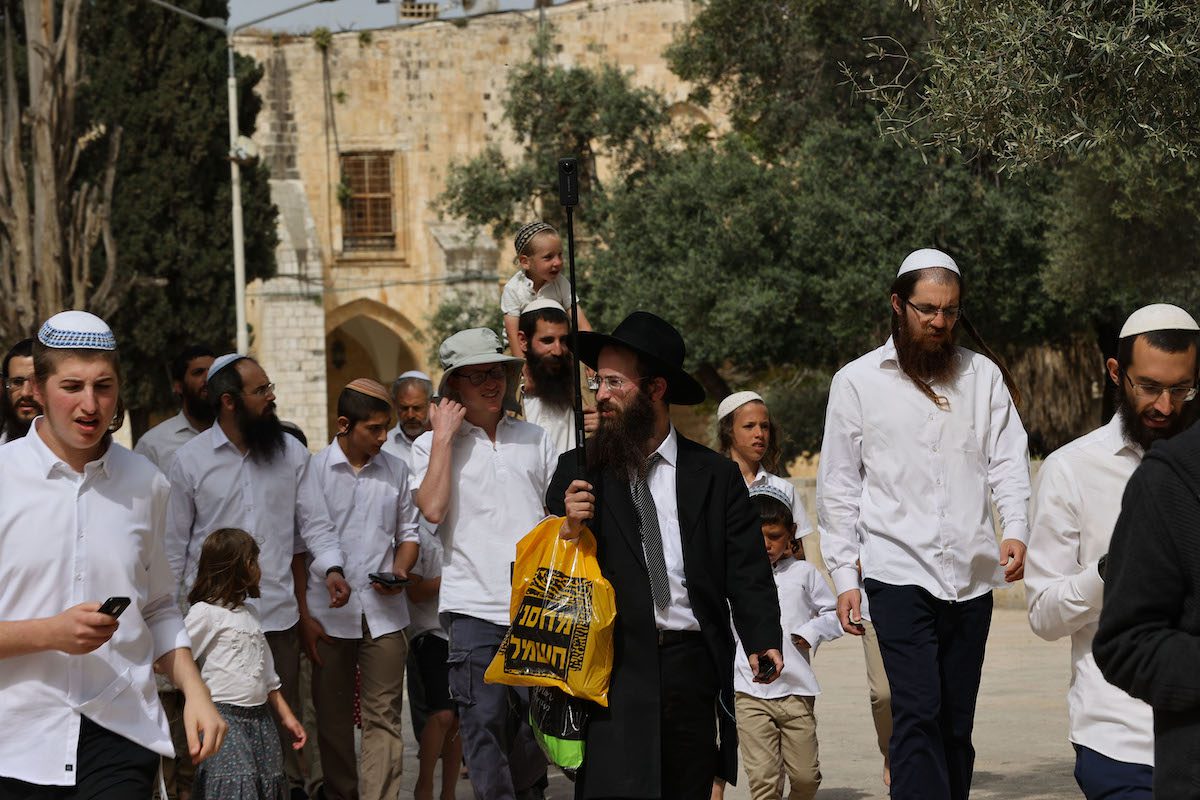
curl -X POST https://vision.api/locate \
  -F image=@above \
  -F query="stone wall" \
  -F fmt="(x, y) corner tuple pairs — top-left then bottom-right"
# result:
(235, 0), (700, 383)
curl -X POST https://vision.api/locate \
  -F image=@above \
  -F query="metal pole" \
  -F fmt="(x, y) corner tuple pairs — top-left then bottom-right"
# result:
(226, 40), (249, 354)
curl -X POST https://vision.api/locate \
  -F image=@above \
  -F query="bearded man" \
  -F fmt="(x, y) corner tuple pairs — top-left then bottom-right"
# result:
(0, 338), (42, 445)
(548, 311), (782, 800)
(165, 354), (351, 797)
(134, 345), (216, 474)
(1027, 304), (1199, 798)
(817, 249), (1032, 800)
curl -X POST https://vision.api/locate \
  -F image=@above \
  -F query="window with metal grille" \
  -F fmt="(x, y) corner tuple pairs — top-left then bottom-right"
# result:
(341, 152), (395, 251)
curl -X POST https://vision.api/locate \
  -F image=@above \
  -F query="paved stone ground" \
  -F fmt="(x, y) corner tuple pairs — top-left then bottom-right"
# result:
(392, 608), (1078, 799)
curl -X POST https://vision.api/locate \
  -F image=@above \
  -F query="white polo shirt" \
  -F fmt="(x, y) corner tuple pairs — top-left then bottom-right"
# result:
(412, 415), (557, 626)
(165, 424), (344, 632)
(1025, 414), (1154, 766)
(0, 421), (190, 786)
(818, 338), (1031, 601)
(306, 440), (420, 639)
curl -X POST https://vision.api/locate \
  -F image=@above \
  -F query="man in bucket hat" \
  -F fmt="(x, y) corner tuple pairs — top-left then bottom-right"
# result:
(413, 328), (557, 800)
(548, 311), (783, 800)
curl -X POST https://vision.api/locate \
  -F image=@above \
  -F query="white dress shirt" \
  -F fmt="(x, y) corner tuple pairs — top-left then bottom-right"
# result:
(818, 338), (1031, 601)
(134, 411), (203, 474)
(185, 602), (281, 707)
(407, 528), (447, 641)
(522, 393), (576, 456)
(748, 467), (813, 537)
(412, 415), (558, 626)
(733, 557), (842, 699)
(165, 424), (345, 632)
(1025, 414), (1153, 766)
(0, 422), (191, 786)
(641, 426), (701, 631)
(306, 441), (420, 639)
(381, 424), (418, 465)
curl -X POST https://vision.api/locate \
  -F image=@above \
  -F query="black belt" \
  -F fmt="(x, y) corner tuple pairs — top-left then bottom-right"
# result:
(657, 629), (704, 646)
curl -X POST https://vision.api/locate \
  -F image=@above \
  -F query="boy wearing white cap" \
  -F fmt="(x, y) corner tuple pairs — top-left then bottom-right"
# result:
(1026, 303), (1199, 797)
(413, 328), (556, 800)
(0, 311), (226, 798)
(818, 249), (1031, 800)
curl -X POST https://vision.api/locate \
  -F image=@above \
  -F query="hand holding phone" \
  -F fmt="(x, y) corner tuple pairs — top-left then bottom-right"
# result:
(368, 572), (410, 588)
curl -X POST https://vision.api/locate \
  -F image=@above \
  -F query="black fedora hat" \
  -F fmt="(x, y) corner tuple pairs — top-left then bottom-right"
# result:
(576, 311), (706, 406)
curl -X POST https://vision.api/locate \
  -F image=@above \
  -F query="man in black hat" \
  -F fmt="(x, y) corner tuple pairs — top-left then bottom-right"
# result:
(547, 311), (782, 800)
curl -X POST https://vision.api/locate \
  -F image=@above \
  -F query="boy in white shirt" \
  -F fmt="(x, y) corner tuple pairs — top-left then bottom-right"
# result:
(501, 221), (591, 356)
(0, 311), (226, 798)
(303, 379), (420, 800)
(735, 485), (843, 800)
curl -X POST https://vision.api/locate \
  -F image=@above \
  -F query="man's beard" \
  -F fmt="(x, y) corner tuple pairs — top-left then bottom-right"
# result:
(183, 388), (215, 426)
(894, 314), (958, 387)
(526, 349), (574, 411)
(587, 389), (658, 475)
(2, 410), (32, 438)
(1116, 389), (1192, 451)
(234, 397), (286, 461)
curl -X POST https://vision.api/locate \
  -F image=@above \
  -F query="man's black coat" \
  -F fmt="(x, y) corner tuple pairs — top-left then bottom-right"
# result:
(546, 434), (781, 799)
(1094, 420), (1200, 798)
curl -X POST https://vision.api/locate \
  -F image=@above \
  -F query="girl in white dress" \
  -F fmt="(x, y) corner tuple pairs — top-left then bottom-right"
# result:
(186, 528), (307, 800)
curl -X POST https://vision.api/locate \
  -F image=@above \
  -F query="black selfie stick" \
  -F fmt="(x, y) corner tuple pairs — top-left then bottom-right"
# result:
(557, 156), (586, 471)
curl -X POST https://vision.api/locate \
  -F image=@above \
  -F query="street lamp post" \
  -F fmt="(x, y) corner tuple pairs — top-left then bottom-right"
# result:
(147, 0), (336, 354)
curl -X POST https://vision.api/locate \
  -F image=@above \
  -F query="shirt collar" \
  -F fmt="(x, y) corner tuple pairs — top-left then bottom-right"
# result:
(173, 411), (201, 436)
(652, 425), (678, 468)
(26, 417), (111, 479)
(389, 424), (419, 446)
(459, 413), (515, 439)
(209, 421), (244, 455)
(1103, 413), (1143, 458)
(750, 465), (770, 485)
(328, 437), (379, 473)
(876, 335), (971, 376)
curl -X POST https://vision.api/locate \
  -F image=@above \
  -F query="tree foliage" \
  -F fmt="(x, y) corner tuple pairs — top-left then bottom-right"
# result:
(79, 0), (278, 421)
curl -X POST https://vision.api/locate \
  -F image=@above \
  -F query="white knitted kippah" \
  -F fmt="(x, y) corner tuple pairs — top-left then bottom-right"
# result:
(897, 248), (960, 278)
(37, 311), (116, 351)
(1119, 303), (1200, 338)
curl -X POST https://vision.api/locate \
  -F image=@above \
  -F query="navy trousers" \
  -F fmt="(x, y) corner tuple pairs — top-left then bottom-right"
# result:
(865, 579), (992, 800)
(1073, 744), (1153, 799)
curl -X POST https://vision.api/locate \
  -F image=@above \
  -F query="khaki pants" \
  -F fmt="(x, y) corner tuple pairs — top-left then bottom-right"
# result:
(265, 625), (305, 793)
(862, 620), (893, 760)
(157, 690), (195, 800)
(734, 693), (820, 800)
(312, 618), (408, 800)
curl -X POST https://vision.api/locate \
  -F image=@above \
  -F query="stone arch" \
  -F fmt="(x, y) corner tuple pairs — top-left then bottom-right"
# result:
(325, 299), (424, 434)
(667, 100), (714, 134)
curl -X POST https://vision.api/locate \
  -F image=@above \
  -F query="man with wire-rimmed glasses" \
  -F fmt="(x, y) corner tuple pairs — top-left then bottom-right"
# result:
(0, 338), (40, 445)
(164, 354), (350, 798)
(1028, 303), (1199, 799)
(817, 248), (1032, 800)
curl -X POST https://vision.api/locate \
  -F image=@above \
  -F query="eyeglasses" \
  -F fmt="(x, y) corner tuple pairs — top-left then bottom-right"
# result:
(3, 376), (30, 391)
(1125, 374), (1197, 402)
(905, 300), (963, 321)
(587, 374), (650, 393)
(244, 382), (275, 398)
(456, 366), (506, 386)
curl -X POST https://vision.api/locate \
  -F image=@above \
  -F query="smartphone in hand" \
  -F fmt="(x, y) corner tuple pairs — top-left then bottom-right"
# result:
(754, 656), (777, 683)
(368, 572), (410, 588)
(98, 596), (131, 619)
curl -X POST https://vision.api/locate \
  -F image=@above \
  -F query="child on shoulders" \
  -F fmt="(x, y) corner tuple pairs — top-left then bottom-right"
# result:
(501, 220), (591, 356)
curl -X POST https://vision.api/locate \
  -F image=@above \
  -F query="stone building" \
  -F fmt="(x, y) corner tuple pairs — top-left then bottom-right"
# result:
(237, 0), (702, 444)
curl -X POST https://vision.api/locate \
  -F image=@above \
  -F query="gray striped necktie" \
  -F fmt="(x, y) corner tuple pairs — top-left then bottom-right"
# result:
(632, 452), (671, 610)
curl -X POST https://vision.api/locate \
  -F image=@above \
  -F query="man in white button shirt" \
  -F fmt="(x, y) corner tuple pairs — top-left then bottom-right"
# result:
(517, 298), (591, 455)
(1026, 303), (1199, 798)
(0, 311), (226, 799)
(166, 353), (350, 797)
(134, 345), (215, 474)
(382, 369), (432, 465)
(413, 328), (556, 800)
(818, 249), (1031, 800)
(304, 379), (420, 800)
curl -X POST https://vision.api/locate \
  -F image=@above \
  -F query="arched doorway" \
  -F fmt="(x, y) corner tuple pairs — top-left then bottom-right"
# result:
(325, 299), (424, 438)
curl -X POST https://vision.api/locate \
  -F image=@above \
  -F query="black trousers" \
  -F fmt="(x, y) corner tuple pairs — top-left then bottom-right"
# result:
(0, 715), (159, 800)
(865, 579), (992, 800)
(659, 633), (719, 800)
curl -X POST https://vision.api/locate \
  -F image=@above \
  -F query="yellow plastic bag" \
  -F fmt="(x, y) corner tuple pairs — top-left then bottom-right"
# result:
(484, 516), (617, 707)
